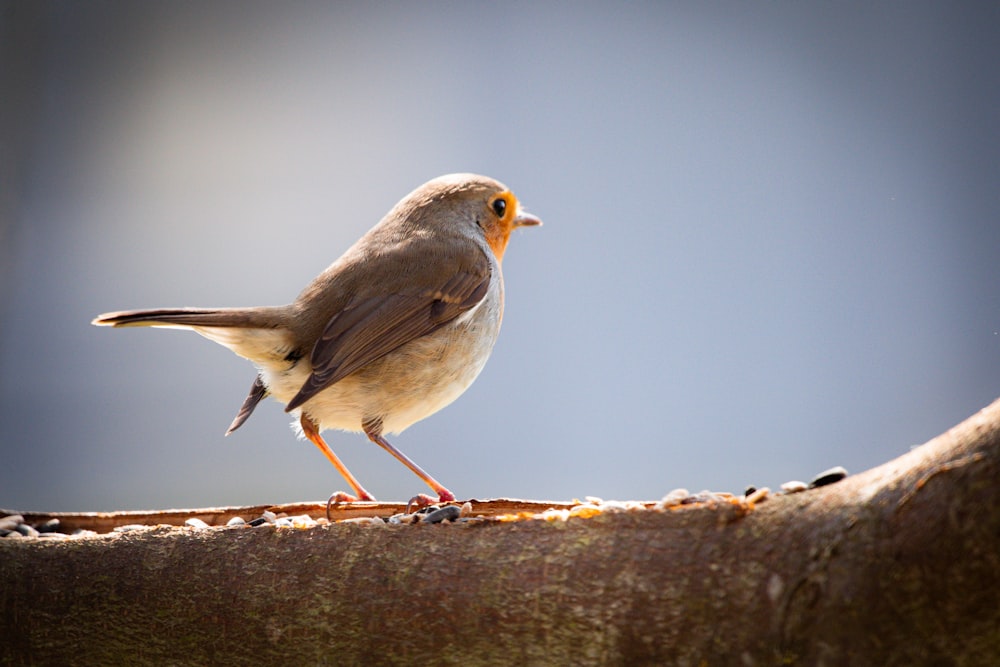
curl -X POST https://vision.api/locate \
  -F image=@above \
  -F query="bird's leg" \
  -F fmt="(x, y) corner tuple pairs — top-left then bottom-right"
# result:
(300, 414), (375, 502)
(362, 418), (456, 510)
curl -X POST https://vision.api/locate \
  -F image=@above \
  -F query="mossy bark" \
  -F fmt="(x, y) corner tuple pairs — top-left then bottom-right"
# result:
(3, 398), (1000, 666)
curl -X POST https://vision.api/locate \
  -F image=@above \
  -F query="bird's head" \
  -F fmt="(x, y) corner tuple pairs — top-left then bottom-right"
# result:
(398, 173), (542, 261)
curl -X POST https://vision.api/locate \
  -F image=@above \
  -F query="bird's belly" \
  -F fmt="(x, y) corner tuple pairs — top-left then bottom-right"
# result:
(261, 297), (502, 435)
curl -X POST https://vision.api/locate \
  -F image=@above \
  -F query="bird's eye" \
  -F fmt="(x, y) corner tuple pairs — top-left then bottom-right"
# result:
(492, 198), (506, 218)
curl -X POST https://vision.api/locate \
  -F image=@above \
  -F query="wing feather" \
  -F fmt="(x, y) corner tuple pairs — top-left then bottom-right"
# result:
(284, 262), (490, 412)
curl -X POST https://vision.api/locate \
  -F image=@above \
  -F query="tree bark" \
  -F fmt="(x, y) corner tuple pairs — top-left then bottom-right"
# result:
(3, 398), (1000, 666)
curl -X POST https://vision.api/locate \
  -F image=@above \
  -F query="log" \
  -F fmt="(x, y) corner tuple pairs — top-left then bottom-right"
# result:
(3, 398), (1000, 665)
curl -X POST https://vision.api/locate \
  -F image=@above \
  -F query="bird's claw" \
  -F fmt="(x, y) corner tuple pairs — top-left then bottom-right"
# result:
(405, 491), (454, 514)
(325, 490), (376, 521)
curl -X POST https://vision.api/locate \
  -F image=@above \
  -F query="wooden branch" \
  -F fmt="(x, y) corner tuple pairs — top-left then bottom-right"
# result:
(3, 398), (1000, 665)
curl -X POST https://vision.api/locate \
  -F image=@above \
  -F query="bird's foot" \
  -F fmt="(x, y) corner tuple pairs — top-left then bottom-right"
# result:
(325, 489), (376, 521)
(405, 489), (456, 514)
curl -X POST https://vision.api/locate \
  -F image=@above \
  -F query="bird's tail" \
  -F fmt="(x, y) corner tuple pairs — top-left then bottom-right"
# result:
(92, 307), (284, 329)
(92, 306), (295, 365)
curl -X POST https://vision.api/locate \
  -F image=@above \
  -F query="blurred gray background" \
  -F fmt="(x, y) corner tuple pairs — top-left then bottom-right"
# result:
(2, 2), (998, 511)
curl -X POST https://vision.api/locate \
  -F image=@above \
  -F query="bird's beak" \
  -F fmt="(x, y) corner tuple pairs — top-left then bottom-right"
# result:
(513, 211), (542, 228)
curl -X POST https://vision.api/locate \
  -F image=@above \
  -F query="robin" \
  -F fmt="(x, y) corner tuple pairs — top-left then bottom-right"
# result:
(93, 173), (541, 507)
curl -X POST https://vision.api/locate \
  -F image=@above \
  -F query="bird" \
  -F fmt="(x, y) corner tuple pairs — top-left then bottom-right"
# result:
(93, 173), (541, 507)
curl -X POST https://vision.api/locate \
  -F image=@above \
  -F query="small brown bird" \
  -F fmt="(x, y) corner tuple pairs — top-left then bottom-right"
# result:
(93, 173), (540, 505)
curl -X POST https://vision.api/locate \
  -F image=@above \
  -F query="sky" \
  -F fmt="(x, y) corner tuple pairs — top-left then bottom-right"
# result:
(2, 2), (998, 511)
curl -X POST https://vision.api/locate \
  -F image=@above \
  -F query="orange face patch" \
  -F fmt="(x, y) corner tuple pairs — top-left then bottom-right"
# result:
(483, 191), (518, 261)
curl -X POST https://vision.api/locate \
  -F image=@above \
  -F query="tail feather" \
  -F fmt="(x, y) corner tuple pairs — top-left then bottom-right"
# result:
(93, 306), (296, 364)
(92, 307), (283, 329)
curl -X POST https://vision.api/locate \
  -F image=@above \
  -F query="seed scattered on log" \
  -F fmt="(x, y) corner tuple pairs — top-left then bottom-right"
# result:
(810, 466), (848, 488)
(780, 481), (808, 494)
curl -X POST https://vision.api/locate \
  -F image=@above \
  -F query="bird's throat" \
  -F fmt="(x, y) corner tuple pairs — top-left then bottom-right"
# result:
(483, 223), (511, 261)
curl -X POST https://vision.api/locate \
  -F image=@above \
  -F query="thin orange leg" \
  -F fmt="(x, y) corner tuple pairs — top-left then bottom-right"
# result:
(362, 421), (455, 506)
(300, 415), (375, 501)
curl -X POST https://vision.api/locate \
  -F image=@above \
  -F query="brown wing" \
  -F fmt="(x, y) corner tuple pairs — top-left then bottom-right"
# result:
(226, 375), (268, 435)
(284, 265), (491, 412)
